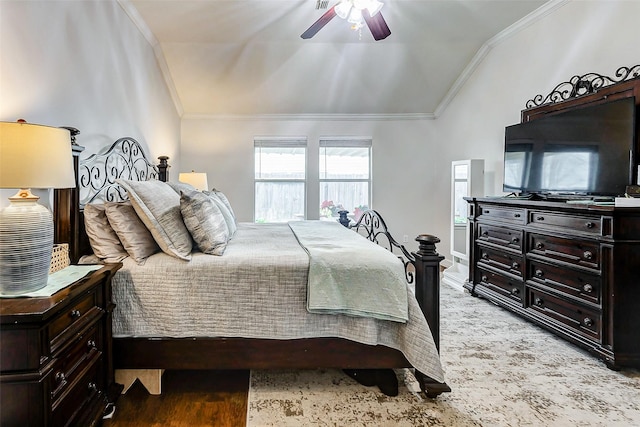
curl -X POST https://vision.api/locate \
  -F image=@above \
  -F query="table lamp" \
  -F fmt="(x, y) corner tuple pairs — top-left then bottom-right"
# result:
(0, 121), (75, 295)
(179, 171), (209, 191)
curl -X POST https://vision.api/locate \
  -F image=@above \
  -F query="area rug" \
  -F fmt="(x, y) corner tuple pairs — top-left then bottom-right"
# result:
(247, 284), (640, 426)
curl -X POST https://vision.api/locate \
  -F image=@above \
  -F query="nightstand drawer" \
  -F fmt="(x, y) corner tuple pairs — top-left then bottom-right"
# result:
(527, 288), (601, 342)
(51, 351), (103, 427)
(51, 324), (102, 402)
(48, 288), (104, 355)
(528, 233), (600, 271)
(528, 260), (601, 306)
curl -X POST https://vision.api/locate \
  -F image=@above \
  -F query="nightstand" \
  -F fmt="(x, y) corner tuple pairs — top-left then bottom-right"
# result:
(0, 264), (122, 427)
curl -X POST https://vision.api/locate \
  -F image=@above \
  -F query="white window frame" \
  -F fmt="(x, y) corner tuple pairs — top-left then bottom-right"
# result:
(319, 137), (372, 218)
(254, 137), (307, 222)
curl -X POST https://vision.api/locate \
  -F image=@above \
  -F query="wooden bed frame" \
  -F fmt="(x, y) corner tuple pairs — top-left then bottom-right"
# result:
(54, 137), (451, 398)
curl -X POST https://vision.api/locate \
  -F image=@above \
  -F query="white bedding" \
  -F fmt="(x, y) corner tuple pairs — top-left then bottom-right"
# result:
(108, 222), (445, 382)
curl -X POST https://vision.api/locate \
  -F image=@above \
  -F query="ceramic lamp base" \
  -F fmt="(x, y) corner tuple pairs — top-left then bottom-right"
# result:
(0, 194), (53, 295)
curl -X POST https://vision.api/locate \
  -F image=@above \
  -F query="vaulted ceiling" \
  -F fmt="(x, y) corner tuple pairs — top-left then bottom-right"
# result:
(122, 0), (551, 117)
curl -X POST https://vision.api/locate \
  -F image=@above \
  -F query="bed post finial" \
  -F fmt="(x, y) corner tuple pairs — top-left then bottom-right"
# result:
(338, 210), (350, 228)
(412, 234), (444, 351)
(157, 156), (169, 182)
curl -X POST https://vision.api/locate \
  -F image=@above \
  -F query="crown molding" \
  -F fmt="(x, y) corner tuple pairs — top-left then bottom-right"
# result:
(116, 0), (184, 117)
(182, 113), (436, 121)
(433, 0), (569, 118)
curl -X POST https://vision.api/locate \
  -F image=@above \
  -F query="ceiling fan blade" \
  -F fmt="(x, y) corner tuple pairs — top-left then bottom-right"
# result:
(301, 6), (337, 39)
(363, 11), (391, 41)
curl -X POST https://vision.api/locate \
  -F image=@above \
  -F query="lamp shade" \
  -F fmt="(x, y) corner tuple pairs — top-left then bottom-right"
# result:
(0, 121), (75, 189)
(179, 171), (209, 191)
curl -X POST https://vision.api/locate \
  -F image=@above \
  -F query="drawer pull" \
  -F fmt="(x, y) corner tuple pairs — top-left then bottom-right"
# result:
(482, 252), (489, 260)
(535, 242), (544, 250)
(511, 287), (520, 295)
(536, 216), (545, 221)
(585, 222), (595, 229)
(514, 213), (521, 218)
(512, 262), (520, 269)
(535, 269), (544, 278)
(484, 210), (490, 214)
(55, 371), (67, 385)
(583, 317), (594, 327)
(88, 382), (98, 392)
(482, 231), (489, 236)
(534, 297), (544, 306)
(70, 309), (82, 319)
(87, 339), (97, 350)
(481, 275), (488, 283)
(583, 284), (593, 293)
(583, 251), (593, 260)
(511, 237), (520, 244)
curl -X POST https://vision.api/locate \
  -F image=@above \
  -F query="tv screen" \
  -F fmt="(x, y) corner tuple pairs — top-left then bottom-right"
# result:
(503, 97), (636, 197)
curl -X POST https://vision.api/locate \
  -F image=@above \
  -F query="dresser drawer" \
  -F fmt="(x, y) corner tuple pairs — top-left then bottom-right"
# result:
(51, 350), (103, 427)
(48, 289), (104, 355)
(476, 267), (524, 304)
(529, 211), (602, 235)
(478, 224), (523, 252)
(528, 260), (601, 306)
(528, 233), (600, 271)
(527, 288), (601, 342)
(51, 324), (102, 403)
(478, 204), (526, 224)
(478, 247), (524, 277)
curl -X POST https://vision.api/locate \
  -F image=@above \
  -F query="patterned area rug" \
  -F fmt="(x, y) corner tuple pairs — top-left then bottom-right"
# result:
(247, 284), (640, 426)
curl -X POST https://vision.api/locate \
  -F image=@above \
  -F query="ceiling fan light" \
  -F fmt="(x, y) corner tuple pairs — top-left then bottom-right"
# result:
(335, 1), (352, 19)
(347, 7), (363, 24)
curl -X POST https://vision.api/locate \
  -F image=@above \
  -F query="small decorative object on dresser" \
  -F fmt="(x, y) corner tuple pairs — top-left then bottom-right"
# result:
(0, 264), (122, 427)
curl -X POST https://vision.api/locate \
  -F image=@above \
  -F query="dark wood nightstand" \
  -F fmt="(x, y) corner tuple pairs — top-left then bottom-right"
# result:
(0, 264), (122, 427)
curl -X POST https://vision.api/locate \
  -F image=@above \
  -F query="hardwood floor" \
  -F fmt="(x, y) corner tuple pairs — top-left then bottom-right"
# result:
(103, 370), (250, 427)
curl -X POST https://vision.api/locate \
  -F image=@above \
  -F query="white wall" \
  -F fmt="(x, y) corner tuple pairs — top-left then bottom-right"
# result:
(181, 117), (441, 246)
(0, 0), (180, 208)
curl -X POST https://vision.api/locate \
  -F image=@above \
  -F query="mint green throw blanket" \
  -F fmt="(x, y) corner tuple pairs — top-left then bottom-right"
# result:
(289, 221), (409, 323)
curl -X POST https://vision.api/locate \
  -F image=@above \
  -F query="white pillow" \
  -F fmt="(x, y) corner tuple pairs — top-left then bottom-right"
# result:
(180, 190), (229, 255)
(117, 179), (193, 261)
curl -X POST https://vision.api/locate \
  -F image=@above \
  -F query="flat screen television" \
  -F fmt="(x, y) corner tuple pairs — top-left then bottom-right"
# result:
(503, 97), (637, 198)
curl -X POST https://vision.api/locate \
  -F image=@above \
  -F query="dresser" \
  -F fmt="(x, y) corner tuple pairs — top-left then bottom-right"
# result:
(0, 264), (122, 427)
(465, 198), (640, 369)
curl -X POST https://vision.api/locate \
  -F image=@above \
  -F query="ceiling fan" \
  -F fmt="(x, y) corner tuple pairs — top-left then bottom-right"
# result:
(301, 0), (391, 41)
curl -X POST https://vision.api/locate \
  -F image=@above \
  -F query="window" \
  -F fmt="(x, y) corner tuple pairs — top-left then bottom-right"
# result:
(319, 138), (371, 221)
(254, 138), (306, 222)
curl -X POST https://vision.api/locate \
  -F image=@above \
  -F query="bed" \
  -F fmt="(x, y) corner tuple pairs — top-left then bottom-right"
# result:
(54, 137), (451, 398)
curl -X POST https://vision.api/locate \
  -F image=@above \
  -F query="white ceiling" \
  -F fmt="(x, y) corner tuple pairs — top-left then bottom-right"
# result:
(123, 0), (551, 117)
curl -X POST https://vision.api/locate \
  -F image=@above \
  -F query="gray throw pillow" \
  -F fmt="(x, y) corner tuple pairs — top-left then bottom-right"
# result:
(204, 190), (237, 236)
(83, 203), (128, 263)
(180, 190), (230, 255)
(105, 201), (160, 264)
(117, 179), (193, 261)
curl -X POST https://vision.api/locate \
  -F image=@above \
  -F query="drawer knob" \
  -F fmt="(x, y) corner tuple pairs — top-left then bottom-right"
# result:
(88, 382), (98, 392)
(70, 309), (81, 319)
(583, 251), (593, 260)
(536, 216), (545, 221)
(583, 283), (593, 293)
(481, 275), (488, 283)
(87, 339), (97, 350)
(512, 262), (520, 269)
(482, 252), (489, 260)
(55, 371), (67, 384)
(534, 297), (544, 306)
(482, 231), (489, 236)
(514, 213), (521, 218)
(585, 222), (595, 229)
(535, 269), (544, 278)
(511, 287), (520, 295)
(583, 317), (594, 327)
(511, 237), (520, 244)
(535, 242), (544, 250)
(484, 210), (490, 214)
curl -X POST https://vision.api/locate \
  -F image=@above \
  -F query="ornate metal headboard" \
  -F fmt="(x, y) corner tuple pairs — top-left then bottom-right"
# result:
(79, 137), (168, 207)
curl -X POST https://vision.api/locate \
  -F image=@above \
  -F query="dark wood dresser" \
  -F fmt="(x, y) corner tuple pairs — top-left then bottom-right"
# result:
(465, 198), (640, 369)
(0, 264), (121, 427)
